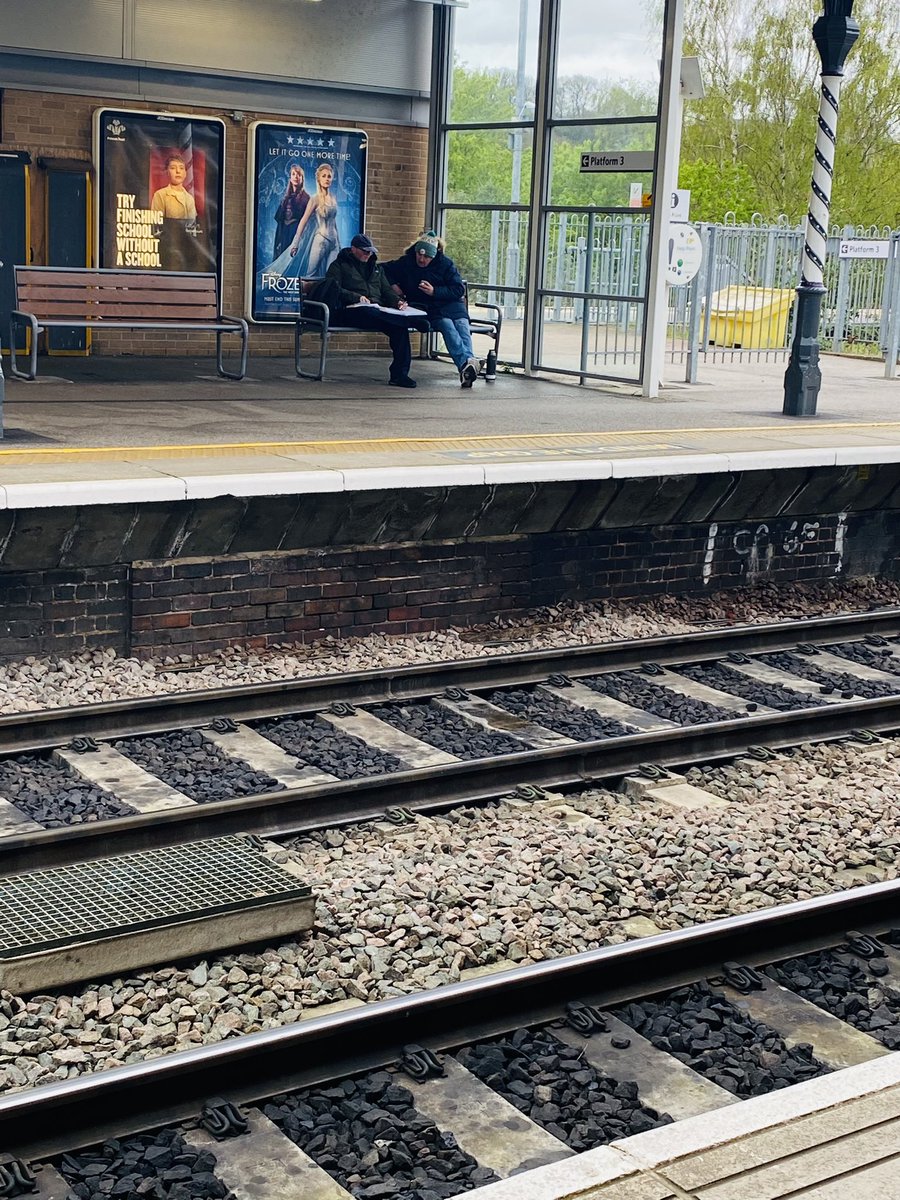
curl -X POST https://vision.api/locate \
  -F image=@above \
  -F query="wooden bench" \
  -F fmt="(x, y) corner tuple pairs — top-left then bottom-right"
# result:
(294, 279), (502, 382)
(9, 266), (249, 381)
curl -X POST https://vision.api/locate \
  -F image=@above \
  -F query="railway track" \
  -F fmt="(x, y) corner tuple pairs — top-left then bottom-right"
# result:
(2, 882), (900, 1197)
(2, 611), (900, 876)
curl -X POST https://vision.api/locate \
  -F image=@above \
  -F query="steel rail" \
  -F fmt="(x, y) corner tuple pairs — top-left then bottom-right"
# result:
(3, 878), (900, 1161)
(1, 609), (898, 755)
(2, 692), (900, 877)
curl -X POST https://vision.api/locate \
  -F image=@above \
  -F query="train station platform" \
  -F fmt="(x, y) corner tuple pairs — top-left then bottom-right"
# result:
(0, 352), (899, 503)
(0, 351), (898, 663)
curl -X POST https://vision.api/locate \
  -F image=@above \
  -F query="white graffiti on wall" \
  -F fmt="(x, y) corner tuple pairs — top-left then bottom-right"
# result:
(703, 519), (829, 586)
(732, 521), (820, 582)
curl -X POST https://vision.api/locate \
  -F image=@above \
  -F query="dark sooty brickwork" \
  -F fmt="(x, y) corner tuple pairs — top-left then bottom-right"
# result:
(0, 463), (898, 659)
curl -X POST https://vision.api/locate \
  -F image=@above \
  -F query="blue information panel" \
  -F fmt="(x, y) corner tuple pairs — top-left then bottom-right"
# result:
(246, 121), (367, 323)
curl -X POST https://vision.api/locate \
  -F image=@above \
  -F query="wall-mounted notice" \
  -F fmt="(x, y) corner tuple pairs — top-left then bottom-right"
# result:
(247, 121), (368, 322)
(93, 108), (225, 277)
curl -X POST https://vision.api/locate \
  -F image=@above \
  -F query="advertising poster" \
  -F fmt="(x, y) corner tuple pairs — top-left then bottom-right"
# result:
(247, 121), (367, 322)
(93, 108), (225, 278)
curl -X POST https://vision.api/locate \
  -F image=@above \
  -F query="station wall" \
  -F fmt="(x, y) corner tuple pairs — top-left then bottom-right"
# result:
(0, 466), (898, 660)
(0, 88), (429, 358)
(0, 0), (433, 358)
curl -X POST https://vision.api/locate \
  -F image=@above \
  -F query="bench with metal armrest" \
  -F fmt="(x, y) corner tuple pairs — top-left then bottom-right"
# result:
(9, 265), (249, 381)
(294, 278), (502, 382)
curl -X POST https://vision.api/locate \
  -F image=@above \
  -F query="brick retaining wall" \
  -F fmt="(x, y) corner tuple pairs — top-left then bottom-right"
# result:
(0, 511), (891, 660)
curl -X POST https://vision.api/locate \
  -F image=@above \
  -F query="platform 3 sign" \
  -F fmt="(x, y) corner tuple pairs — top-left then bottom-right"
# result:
(580, 151), (654, 172)
(92, 109), (225, 279)
(247, 122), (368, 323)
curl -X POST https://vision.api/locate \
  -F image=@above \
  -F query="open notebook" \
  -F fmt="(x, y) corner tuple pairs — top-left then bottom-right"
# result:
(345, 303), (429, 317)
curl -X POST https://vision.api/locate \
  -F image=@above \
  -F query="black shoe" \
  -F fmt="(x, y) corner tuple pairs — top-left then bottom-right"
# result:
(389, 376), (417, 388)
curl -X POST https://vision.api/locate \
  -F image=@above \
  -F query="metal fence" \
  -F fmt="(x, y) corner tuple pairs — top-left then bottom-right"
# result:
(481, 212), (900, 379)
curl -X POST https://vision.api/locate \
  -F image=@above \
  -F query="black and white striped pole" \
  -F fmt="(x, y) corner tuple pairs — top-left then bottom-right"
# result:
(783, 0), (859, 417)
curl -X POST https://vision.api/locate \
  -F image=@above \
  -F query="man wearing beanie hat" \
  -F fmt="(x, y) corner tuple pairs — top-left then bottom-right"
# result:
(323, 232), (429, 387)
(383, 230), (481, 388)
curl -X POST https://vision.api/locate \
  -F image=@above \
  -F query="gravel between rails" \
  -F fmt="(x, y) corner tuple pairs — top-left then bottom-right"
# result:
(3, 578), (900, 715)
(2, 734), (900, 1096)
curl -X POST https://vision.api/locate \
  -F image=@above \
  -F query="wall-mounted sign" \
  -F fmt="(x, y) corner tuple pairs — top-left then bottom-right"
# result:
(93, 109), (225, 278)
(665, 222), (703, 286)
(839, 239), (889, 259)
(670, 189), (691, 222)
(579, 151), (655, 173)
(246, 121), (368, 323)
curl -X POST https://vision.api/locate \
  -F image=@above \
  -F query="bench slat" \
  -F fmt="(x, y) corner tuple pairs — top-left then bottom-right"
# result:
(18, 283), (216, 303)
(19, 301), (220, 320)
(15, 269), (215, 292)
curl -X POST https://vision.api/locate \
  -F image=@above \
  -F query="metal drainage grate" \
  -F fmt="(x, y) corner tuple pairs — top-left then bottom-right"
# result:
(0, 835), (310, 959)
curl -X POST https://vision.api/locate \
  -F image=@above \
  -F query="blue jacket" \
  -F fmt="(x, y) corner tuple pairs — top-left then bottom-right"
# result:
(383, 248), (469, 322)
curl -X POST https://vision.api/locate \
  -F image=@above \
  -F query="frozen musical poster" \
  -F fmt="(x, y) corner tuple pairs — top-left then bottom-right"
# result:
(93, 108), (225, 278)
(247, 121), (367, 322)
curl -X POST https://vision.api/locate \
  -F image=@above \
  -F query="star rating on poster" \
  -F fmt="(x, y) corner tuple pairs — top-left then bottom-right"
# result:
(282, 135), (331, 148)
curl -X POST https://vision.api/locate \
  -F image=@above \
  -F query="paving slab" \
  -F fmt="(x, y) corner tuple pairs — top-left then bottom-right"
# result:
(435, 695), (576, 748)
(319, 709), (459, 766)
(553, 1014), (737, 1122)
(400, 1056), (571, 1178)
(186, 1110), (352, 1200)
(203, 724), (339, 788)
(53, 744), (194, 813)
(540, 681), (677, 732)
(0, 798), (44, 837)
(720, 976), (889, 1069)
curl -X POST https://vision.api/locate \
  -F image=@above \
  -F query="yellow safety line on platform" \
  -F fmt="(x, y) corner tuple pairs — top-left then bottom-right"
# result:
(3, 422), (900, 464)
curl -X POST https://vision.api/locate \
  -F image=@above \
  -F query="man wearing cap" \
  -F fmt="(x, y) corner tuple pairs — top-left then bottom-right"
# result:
(383, 230), (480, 388)
(324, 233), (428, 388)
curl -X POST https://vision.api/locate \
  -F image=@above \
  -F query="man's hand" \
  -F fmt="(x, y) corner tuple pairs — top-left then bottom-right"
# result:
(358, 295), (372, 304)
(397, 300), (408, 310)
(418, 280), (434, 296)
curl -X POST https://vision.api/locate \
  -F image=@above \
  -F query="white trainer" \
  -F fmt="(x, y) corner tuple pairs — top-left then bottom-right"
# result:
(460, 358), (479, 388)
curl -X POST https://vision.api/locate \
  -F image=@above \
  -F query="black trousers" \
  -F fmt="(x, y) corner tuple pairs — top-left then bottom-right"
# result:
(336, 306), (429, 379)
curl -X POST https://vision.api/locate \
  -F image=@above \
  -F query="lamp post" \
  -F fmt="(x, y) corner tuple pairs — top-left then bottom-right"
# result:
(783, 0), (859, 417)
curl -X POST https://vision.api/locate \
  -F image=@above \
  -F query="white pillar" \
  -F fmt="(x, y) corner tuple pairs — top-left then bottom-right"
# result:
(641, 0), (685, 398)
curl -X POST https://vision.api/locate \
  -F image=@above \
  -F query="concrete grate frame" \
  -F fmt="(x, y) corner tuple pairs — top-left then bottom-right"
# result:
(0, 834), (312, 959)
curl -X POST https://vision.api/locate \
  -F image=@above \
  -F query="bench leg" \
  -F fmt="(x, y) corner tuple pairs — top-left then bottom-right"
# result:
(8, 314), (39, 381)
(216, 321), (249, 380)
(295, 322), (327, 380)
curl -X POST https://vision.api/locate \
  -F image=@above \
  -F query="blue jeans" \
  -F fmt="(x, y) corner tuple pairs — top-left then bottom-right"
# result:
(433, 316), (475, 371)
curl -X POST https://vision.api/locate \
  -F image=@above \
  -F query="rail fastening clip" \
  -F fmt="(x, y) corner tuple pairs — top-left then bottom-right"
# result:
(401, 1044), (446, 1081)
(199, 1097), (250, 1140)
(564, 1000), (608, 1036)
(0, 1160), (36, 1198)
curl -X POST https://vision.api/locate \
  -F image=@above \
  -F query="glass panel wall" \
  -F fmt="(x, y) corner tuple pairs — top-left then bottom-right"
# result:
(437, 0), (669, 383)
(554, 0), (663, 120)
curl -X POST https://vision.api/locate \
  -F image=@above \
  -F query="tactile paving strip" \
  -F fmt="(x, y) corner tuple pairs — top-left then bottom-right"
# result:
(0, 835), (310, 958)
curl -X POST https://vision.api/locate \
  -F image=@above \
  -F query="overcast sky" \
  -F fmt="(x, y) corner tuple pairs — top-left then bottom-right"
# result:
(453, 0), (663, 88)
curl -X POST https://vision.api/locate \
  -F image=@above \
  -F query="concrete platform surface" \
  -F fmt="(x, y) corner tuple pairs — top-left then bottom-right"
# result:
(1, 353), (899, 502)
(469, 1051), (900, 1199)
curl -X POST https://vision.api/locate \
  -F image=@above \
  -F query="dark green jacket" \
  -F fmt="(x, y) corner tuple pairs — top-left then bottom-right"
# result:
(325, 248), (399, 309)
